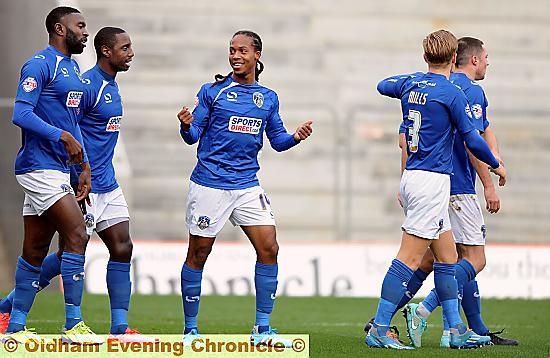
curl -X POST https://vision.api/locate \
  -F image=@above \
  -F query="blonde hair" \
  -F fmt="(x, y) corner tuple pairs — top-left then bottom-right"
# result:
(423, 30), (458, 66)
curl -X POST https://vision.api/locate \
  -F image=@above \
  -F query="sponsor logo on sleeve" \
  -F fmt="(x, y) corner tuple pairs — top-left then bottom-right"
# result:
(104, 93), (112, 104)
(228, 116), (262, 134)
(465, 104), (472, 118)
(106, 116), (122, 132)
(472, 104), (483, 119)
(22, 77), (37, 92)
(66, 91), (83, 107)
(61, 68), (69, 77)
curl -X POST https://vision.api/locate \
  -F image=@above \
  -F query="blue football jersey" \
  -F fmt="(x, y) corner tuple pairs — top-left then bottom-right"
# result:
(449, 72), (490, 194)
(76, 65), (123, 193)
(14, 45), (86, 175)
(379, 72), (477, 174)
(181, 76), (298, 190)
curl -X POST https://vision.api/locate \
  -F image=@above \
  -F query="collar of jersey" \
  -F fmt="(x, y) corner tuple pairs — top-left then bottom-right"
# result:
(46, 45), (71, 59)
(94, 64), (115, 81)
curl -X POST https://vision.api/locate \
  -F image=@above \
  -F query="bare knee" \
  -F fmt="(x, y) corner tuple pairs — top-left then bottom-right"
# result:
(257, 240), (279, 264)
(62, 226), (89, 254)
(187, 244), (213, 269)
(108, 237), (133, 262)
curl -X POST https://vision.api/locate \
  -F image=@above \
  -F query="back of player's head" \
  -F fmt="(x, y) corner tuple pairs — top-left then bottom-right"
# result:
(456, 37), (484, 68)
(94, 27), (127, 58)
(423, 30), (458, 66)
(45, 6), (81, 36)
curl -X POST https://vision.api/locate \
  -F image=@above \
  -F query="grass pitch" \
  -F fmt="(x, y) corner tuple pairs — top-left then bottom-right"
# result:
(3, 292), (548, 357)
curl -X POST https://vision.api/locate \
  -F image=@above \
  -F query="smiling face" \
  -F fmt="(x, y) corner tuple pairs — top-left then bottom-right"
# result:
(62, 13), (88, 54)
(229, 34), (261, 83)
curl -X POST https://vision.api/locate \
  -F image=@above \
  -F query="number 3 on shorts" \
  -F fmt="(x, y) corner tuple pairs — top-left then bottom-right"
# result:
(408, 110), (421, 153)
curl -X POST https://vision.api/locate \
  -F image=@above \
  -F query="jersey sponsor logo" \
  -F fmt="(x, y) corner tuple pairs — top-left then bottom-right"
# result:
(472, 104), (483, 119)
(66, 91), (83, 107)
(22, 77), (38, 92)
(106, 116), (122, 132)
(465, 104), (472, 118)
(104, 93), (113, 104)
(228, 116), (262, 134)
(413, 80), (436, 88)
(197, 216), (210, 230)
(253, 92), (264, 108)
(226, 91), (238, 102)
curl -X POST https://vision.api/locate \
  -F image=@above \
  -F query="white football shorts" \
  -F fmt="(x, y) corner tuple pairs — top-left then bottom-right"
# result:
(17, 170), (74, 216)
(84, 187), (130, 235)
(449, 194), (486, 246)
(400, 169), (451, 240)
(186, 181), (276, 237)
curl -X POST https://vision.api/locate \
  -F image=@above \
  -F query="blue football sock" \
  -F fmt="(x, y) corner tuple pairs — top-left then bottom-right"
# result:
(455, 259), (475, 319)
(38, 252), (62, 290)
(395, 268), (429, 314)
(181, 264), (202, 334)
(374, 259), (414, 335)
(255, 262), (278, 332)
(6, 257), (41, 333)
(61, 252), (85, 330)
(442, 308), (450, 332)
(0, 290), (15, 314)
(107, 261), (131, 334)
(433, 262), (464, 332)
(462, 279), (489, 335)
(422, 288), (440, 313)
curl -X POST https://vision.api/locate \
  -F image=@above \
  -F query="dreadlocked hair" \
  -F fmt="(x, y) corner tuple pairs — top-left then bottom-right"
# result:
(212, 30), (264, 86)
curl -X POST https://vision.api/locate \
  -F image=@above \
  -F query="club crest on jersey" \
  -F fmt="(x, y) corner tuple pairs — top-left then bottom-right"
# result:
(22, 77), (37, 92)
(197, 216), (210, 230)
(472, 104), (483, 119)
(106, 116), (122, 132)
(66, 91), (83, 107)
(228, 116), (262, 134)
(252, 92), (264, 108)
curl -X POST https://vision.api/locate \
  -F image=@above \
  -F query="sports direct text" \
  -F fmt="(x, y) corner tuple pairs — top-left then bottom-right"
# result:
(228, 116), (262, 134)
